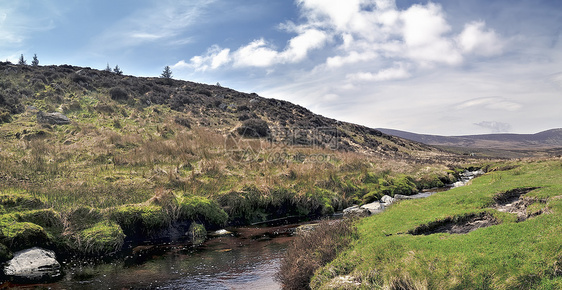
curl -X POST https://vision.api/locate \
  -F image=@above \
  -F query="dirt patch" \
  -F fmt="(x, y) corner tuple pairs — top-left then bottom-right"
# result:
(408, 212), (498, 235)
(492, 187), (544, 222)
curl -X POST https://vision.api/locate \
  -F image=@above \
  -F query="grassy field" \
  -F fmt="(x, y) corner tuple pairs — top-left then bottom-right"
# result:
(311, 159), (562, 289)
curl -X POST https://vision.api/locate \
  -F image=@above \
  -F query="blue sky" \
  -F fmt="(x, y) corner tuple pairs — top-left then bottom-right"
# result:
(1, 0), (561, 135)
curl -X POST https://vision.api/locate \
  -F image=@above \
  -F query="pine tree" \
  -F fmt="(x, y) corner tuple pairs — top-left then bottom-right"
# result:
(104, 63), (112, 72)
(18, 54), (26, 65)
(31, 54), (39, 66)
(113, 65), (123, 75)
(160, 66), (173, 79)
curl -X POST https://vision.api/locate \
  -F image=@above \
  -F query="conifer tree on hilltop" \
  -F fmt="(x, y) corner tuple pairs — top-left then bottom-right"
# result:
(18, 54), (26, 65)
(31, 54), (39, 66)
(113, 65), (123, 75)
(161, 65), (173, 79)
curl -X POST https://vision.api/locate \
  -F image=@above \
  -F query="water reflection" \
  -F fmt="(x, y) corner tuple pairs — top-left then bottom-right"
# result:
(21, 223), (304, 289)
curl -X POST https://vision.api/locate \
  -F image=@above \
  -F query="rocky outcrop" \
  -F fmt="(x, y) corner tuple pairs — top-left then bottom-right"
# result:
(36, 111), (70, 125)
(3, 247), (62, 281)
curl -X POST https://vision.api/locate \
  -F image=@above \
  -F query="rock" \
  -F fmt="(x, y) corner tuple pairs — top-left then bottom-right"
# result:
(343, 202), (384, 217)
(209, 229), (233, 237)
(3, 247), (62, 281)
(361, 201), (384, 215)
(394, 194), (415, 200)
(295, 223), (319, 235)
(381, 195), (394, 205)
(36, 112), (70, 125)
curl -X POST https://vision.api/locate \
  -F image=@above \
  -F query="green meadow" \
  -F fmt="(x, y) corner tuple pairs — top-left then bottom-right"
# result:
(311, 159), (562, 289)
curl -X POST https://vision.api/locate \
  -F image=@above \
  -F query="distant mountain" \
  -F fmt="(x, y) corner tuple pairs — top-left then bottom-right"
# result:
(377, 128), (562, 150)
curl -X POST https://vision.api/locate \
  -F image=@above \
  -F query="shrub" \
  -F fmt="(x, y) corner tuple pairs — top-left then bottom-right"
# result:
(276, 218), (357, 290)
(238, 118), (269, 138)
(109, 87), (129, 101)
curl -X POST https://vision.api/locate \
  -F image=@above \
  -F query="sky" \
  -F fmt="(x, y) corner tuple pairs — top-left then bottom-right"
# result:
(1, 0), (561, 135)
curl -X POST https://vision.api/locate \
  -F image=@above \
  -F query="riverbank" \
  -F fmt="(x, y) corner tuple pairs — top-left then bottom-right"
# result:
(311, 158), (562, 289)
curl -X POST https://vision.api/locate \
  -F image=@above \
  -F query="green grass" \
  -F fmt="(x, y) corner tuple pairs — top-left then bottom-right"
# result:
(311, 159), (562, 289)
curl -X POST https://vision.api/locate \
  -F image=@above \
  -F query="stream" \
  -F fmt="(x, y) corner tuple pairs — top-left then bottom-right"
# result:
(7, 221), (310, 289)
(4, 170), (483, 289)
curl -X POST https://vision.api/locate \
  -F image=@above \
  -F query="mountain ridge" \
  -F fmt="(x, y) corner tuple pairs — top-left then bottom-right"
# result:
(377, 128), (562, 150)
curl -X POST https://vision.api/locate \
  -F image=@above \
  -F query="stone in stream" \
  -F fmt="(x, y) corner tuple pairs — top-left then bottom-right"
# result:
(209, 229), (233, 237)
(381, 195), (394, 205)
(3, 247), (62, 281)
(343, 201), (384, 217)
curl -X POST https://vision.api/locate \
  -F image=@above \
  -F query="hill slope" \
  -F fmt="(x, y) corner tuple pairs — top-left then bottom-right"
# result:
(377, 128), (562, 149)
(0, 62), (442, 159)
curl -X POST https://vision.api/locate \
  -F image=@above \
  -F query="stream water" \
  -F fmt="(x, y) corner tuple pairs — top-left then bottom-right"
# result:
(8, 222), (309, 289)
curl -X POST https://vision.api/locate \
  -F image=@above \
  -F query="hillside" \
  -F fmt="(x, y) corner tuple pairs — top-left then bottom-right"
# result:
(378, 128), (562, 158)
(0, 62), (442, 160)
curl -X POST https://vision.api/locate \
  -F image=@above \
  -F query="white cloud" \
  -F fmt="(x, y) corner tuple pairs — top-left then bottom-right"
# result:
(233, 39), (279, 68)
(0, 3), (57, 48)
(458, 21), (503, 56)
(347, 62), (410, 82)
(279, 29), (329, 62)
(399, 3), (462, 65)
(174, 45), (231, 72)
(93, 0), (215, 49)
(474, 121), (512, 133)
(185, 28), (329, 70)
(183, 0), (505, 74)
(455, 97), (522, 112)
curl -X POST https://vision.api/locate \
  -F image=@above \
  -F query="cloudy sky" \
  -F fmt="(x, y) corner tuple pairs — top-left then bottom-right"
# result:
(1, 0), (561, 135)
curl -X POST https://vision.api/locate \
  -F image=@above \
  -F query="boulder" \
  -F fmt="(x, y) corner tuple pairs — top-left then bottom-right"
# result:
(381, 195), (394, 205)
(394, 194), (415, 200)
(36, 112), (70, 125)
(209, 229), (233, 237)
(343, 202), (384, 217)
(295, 223), (319, 235)
(3, 247), (61, 281)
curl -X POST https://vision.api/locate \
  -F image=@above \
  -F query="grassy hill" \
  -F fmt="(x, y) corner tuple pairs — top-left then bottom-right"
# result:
(0, 62), (466, 262)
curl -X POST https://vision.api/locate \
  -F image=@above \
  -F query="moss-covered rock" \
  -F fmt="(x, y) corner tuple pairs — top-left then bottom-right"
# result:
(179, 195), (228, 226)
(74, 221), (124, 255)
(13, 209), (63, 229)
(1, 221), (50, 251)
(109, 204), (170, 235)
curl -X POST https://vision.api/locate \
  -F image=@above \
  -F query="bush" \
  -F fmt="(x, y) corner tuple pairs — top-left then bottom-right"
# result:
(238, 118), (269, 137)
(109, 87), (129, 101)
(276, 218), (357, 290)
